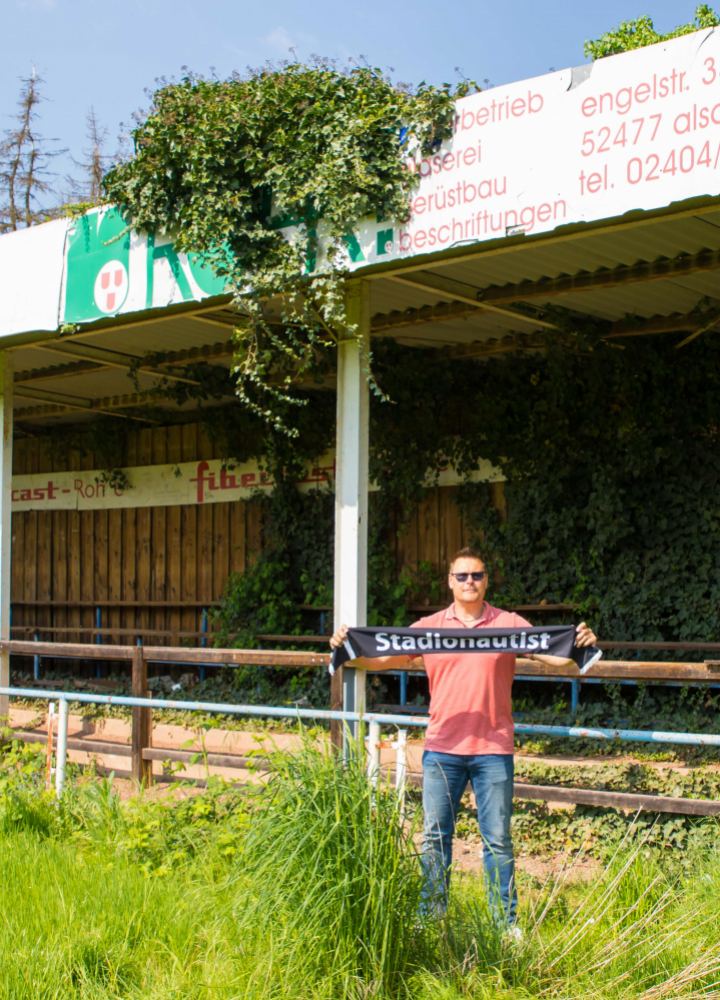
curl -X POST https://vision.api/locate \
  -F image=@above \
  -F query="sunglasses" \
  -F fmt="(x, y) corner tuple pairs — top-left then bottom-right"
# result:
(450, 571), (486, 582)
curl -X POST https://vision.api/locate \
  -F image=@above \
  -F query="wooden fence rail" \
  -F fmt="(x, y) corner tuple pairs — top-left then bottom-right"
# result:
(3, 640), (720, 817)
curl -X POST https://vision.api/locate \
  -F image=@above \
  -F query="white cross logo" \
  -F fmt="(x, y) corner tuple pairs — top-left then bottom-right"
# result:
(93, 260), (129, 314)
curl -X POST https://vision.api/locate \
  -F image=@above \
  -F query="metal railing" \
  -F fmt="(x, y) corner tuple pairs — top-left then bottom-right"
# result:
(3, 640), (720, 816)
(4, 683), (720, 814)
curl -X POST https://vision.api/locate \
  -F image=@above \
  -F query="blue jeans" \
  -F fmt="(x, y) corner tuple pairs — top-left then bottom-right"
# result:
(421, 750), (516, 924)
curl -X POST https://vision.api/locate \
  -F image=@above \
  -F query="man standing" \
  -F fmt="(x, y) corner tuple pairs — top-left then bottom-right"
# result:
(329, 546), (597, 927)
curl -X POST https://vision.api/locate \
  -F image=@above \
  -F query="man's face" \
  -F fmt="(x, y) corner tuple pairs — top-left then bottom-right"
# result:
(448, 556), (488, 604)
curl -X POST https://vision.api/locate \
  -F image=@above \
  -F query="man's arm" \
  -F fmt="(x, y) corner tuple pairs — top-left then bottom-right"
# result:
(329, 623), (411, 671)
(528, 621), (597, 667)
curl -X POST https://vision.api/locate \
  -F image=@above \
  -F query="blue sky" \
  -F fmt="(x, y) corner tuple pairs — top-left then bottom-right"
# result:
(1, 0), (711, 189)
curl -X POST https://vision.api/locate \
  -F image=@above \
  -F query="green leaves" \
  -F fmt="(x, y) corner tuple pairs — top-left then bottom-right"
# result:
(585, 5), (720, 60)
(103, 63), (470, 433)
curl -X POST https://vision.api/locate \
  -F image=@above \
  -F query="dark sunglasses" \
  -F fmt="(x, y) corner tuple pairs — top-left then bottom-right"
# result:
(450, 571), (486, 582)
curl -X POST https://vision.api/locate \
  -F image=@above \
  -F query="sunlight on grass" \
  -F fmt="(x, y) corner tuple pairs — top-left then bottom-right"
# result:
(0, 734), (719, 998)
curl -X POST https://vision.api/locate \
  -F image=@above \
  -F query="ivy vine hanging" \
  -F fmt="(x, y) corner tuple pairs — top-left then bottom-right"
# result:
(103, 61), (475, 432)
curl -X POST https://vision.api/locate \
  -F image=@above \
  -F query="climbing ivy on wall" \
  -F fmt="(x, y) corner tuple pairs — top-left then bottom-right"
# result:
(208, 326), (720, 649)
(455, 332), (720, 649)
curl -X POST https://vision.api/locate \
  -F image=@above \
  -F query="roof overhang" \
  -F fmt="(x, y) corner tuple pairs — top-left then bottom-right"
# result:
(4, 28), (720, 427)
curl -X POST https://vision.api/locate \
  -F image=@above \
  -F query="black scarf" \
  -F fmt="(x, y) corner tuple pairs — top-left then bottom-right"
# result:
(329, 624), (601, 674)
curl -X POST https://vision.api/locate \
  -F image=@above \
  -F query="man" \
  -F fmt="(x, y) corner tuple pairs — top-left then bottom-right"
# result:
(330, 545), (597, 927)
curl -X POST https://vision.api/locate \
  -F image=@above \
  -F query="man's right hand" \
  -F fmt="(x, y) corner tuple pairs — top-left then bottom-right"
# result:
(329, 624), (349, 650)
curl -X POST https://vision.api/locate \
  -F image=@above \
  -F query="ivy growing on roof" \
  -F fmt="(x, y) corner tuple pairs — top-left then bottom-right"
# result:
(585, 5), (720, 60)
(103, 61), (475, 432)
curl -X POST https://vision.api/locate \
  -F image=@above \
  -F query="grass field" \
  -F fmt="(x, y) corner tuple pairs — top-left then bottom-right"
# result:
(1, 735), (719, 999)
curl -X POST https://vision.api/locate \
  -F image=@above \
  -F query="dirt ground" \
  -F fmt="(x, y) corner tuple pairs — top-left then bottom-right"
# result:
(451, 839), (601, 882)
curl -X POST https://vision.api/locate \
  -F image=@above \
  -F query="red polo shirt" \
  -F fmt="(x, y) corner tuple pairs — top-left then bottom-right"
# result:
(411, 602), (531, 755)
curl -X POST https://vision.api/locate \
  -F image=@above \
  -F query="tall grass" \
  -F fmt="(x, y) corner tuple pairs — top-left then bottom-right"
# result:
(1, 735), (719, 998)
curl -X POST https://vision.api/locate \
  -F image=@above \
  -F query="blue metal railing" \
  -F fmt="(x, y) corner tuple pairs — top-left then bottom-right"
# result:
(4, 686), (720, 748)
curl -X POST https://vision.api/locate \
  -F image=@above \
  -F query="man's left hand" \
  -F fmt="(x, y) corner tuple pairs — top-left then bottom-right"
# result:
(576, 622), (597, 647)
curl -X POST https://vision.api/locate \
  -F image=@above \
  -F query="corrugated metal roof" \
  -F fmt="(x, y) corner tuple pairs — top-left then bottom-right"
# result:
(12, 203), (720, 425)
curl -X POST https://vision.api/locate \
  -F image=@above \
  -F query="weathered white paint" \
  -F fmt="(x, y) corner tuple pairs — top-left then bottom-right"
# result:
(0, 353), (13, 719)
(335, 280), (370, 735)
(0, 220), (68, 337)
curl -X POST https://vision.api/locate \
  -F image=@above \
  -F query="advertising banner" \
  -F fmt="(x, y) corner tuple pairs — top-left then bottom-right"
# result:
(5, 30), (720, 340)
(10, 455), (502, 513)
(0, 219), (69, 336)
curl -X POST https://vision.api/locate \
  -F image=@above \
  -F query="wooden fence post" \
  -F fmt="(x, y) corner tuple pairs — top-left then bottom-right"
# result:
(330, 666), (343, 751)
(131, 646), (152, 785)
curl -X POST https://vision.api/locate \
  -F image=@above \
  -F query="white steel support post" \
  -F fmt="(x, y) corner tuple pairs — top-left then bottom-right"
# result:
(333, 279), (370, 750)
(0, 352), (13, 722)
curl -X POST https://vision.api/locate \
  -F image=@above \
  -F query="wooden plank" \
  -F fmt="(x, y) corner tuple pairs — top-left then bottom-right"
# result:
(151, 429), (168, 610)
(94, 510), (109, 605)
(2, 638), (328, 667)
(11, 731), (133, 757)
(136, 428), (153, 639)
(229, 501), (246, 574)
(330, 665), (343, 750)
(52, 509), (68, 638)
(123, 432), (138, 637)
(245, 501), (263, 568)
(131, 646), (152, 784)
(51, 447), (68, 640)
(10, 440), (26, 630)
(181, 424), (198, 635)
(108, 510), (123, 643)
(197, 427), (214, 611)
(136, 507), (151, 636)
(66, 444), (82, 643)
(514, 658), (720, 681)
(121, 509), (136, 636)
(23, 510), (37, 606)
(37, 437), (53, 475)
(36, 511), (52, 631)
(142, 747), (261, 769)
(80, 448), (95, 638)
(143, 645), (330, 667)
(12, 437), (26, 476)
(417, 488), (440, 571)
(35, 436), (53, 646)
(151, 426), (168, 645)
(67, 510), (81, 642)
(167, 424), (183, 643)
(23, 438), (38, 618)
(439, 486), (462, 570)
(10, 626), (325, 641)
(213, 502), (230, 601)
(11, 514), (24, 629)
(513, 783), (720, 817)
(395, 498), (418, 579)
(12, 599), (221, 607)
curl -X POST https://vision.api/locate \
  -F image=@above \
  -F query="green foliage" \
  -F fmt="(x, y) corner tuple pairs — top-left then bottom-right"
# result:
(229, 739), (428, 991)
(3, 739), (720, 999)
(506, 758), (720, 859)
(209, 328), (720, 654)
(585, 5), (720, 59)
(103, 61), (474, 430)
(451, 332), (720, 649)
